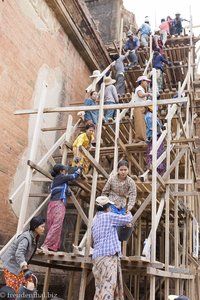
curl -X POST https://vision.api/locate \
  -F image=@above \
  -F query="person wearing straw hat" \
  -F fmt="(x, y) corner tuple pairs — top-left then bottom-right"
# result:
(168, 296), (189, 300)
(134, 75), (152, 143)
(92, 196), (132, 300)
(103, 76), (119, 122)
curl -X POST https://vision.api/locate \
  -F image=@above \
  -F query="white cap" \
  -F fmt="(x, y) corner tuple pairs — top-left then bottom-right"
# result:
(96, 196), (114, 207)
(168, 296), (179, 300)
(90, 70), (101, 78)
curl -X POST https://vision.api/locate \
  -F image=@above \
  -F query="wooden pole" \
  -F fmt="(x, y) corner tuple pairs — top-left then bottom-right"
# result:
(17, 72), (48, 235)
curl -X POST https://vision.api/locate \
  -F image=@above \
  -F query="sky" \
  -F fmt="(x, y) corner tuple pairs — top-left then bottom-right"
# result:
(123, 0), (200, 33)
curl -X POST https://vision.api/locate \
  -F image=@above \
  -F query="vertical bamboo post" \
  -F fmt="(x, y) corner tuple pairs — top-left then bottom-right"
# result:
(17, 71), (49, 235)
(150, 68), (157, 300)
(164, 86), (172, 299)
(113, 109), (120, 174)
(119, 17), (124, 55)
(42, 264), (51, 300)
(61, 115), (73, 165)
(78, 82), (105, 300)
(175, 109), (180, 295)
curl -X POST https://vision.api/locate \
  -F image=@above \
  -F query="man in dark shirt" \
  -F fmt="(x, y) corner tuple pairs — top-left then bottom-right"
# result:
(172, 13), (189, 35)
(152, 48), (172, 92)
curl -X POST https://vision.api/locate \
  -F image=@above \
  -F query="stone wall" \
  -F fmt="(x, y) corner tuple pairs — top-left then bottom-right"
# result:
(85, 0), (123, 43)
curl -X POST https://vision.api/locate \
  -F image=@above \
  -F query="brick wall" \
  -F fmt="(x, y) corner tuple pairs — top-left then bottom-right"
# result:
(85, 0), (123, 43)
(0, 0), (100, 243)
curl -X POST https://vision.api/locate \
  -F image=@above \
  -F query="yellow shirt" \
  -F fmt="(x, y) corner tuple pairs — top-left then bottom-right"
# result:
(73, 132), (94, 149)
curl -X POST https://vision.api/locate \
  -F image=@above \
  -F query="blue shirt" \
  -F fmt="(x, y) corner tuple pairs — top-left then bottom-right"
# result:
(139, 23), (151, 35)
(51, 172), (80, 206)
(92, 211), (132, 259)
(145, 111), (162, 142)
(84, 98), (99, 124)
(152, 53), (170, 72)
(124, 37), (140, 51)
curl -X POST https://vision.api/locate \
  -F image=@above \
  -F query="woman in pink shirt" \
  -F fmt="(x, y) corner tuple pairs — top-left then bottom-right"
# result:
(159, 18), (171, 46)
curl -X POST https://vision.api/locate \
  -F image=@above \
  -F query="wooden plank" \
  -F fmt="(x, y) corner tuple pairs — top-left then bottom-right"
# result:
(69, 189), (88, 225)
(123, 281), (135, 300)
(172, 191), (199, 197)
(118, 139), (144, 174)
(28, 160), (52, 180)
(166, 180), (193, 184)
(147, 267), (195, 280)
(79, 146), (109, 179)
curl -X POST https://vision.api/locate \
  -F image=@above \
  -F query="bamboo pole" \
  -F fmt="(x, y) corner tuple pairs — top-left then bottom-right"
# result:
(119, 17), (124, 55)
(174, 107), (180, 295)
(17, 73), (48, 235)
(78, 82), (105, 300)
(9, 118), (82, 203)
(164, 88), (172, 299)
(14, 97), (188, 115)
(150, 68), (157, 300)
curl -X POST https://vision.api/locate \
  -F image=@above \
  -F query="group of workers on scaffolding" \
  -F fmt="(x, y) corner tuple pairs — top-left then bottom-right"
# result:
(0, 12), (190, 300)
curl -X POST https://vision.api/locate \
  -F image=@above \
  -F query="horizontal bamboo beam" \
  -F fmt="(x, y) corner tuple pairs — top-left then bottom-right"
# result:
(172, 191), (199, 197)
(14, 98), (188, 115)
(147, 267), (195, 280)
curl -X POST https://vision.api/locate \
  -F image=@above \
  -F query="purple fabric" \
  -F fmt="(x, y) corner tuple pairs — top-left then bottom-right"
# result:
(42, 201), (65, 251)
(146, 140), (166, 175)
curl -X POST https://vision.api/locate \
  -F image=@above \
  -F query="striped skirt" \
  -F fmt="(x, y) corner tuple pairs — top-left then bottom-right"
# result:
(92, 255), (124, 300)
